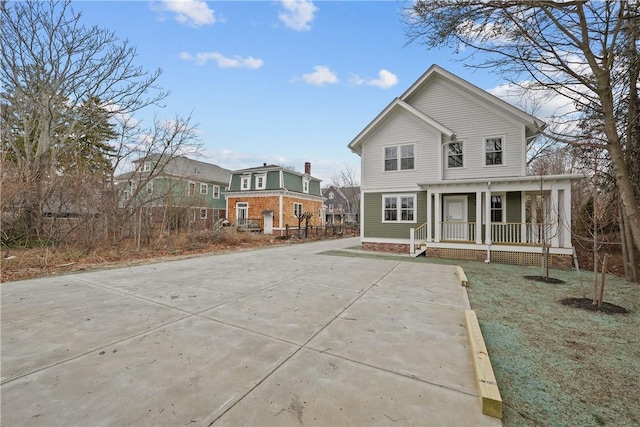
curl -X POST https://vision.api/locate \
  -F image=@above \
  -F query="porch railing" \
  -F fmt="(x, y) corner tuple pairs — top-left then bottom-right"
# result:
(437, 222), (554, 245)
(410, 222), (428, 255)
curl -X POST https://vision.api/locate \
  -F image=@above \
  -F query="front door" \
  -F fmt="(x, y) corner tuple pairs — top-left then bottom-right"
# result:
(263, 211), (273, 235)
(443, 196), (468, 240)
(236, 202), (248, 227)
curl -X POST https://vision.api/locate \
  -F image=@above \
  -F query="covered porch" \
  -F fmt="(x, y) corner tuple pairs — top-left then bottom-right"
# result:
(410, 175), (582, 264)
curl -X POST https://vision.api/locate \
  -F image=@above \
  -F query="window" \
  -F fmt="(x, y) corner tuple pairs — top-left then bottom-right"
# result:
(400, 145), (414, 170)
(294, 203), (303, 217)
(146, 180), (153, 194)
(255, 174), (266, 190)
(200, 208), (207, 220)
(303, 178), (309, 193)
(485, 137), (503, 166)
(241, 175), (250, 190)
(213, 185), (220, 199)
(384, 144), (415, 171)
(200, 183), (208, 195)
(143, 162), (151, 172)
(329, 192), (334, 199)
(383, 195), (416, 222)
(491, 195), (504, 222)
(447, 141), (464, 168)
(329, 204), (334, 212)
(236, 202), (248, 226)
(188, 182), (195, 196)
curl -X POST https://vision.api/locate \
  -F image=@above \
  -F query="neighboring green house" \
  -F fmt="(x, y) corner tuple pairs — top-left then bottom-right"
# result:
(225, 162), (324, 235)
(116, 155), (231, 230)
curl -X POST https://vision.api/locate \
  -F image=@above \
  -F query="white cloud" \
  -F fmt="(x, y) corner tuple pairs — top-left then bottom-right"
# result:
(298, 65), (338, 86)
(278, 0), (318, 31)
(153, 0), (216, 27)
(180, 51), (264, 69)
(350, 69), (398, 89)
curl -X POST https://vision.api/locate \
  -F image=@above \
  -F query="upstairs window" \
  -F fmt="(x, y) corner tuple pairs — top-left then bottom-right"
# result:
(447, 141), (464, 168)
(146, 180), (154, 194)
(143, 162), (151, 172)
(303, 177), (309, 193)
(188, 182), (195, 196)
(329, 192), (334, 200)
(485, 137), (503, 166)
(213, 185), (220, 199)
(255, 174), (266, 190)
(200, 183), (208, 195)
(384, 144), (415, 171)
(241, 175), (250, 190)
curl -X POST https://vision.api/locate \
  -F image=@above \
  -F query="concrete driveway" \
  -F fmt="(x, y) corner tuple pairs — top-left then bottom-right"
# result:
(1, 237), (501, 426)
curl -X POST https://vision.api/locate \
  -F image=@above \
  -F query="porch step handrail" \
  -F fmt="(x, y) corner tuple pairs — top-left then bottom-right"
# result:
(410, 222), (428, 255)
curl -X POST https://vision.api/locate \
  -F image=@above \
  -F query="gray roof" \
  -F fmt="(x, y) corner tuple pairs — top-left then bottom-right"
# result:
(117, 155), (231, 184)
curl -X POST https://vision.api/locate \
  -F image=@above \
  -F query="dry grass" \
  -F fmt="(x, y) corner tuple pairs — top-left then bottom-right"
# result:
(321, 249), (640, 427)
(1, 229), (286, 282)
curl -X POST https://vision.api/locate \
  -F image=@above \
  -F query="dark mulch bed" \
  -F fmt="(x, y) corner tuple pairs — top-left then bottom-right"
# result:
(524, 275), (566, 284)
(560, 297), (629, 314)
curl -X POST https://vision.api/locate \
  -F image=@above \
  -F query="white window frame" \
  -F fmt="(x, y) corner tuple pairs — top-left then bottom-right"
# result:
(446, 140), (465, 169)
(483, 192), (506, 224)
(302, 177), (309, 194)
(143, 162), (151, 172)
(212, 185), (220, 199)
(241, 175), (251, 191)
(384, 143), (415, 172)
(329, 192), (334, 199)
(382, 194), (417, 223)
(255, 173), (266, 190)
(146, 180), (153, 194)
(328, 204), (334, 212)
(188, 181), (195, 197)
(294, 202), (303, 217)
(200, 208), (208, 220)
(200, 183), (208, 195)
(484, 135), (505, 167)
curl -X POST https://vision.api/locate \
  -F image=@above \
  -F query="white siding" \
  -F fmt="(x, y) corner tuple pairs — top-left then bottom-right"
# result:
(361, 109), (441, 190)
(406, 75), (526, 179)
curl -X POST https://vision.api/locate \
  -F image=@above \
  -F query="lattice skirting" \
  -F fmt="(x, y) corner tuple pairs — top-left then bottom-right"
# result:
(428, 247), (573, 269)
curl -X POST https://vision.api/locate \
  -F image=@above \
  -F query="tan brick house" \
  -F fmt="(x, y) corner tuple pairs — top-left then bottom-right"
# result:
(225, 163), (324, 235)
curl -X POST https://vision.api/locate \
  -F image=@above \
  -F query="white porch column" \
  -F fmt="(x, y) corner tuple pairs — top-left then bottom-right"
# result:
(531, 194), (538, 243)
(560, 187), (572, 248)
(426, 190), (433, 242)
(550, 187), (560, 248)
(484, 189), (492, 244)
(434, 191), (441, 242)
(475, 190), (482, 244)
(521, 192), (527, 244)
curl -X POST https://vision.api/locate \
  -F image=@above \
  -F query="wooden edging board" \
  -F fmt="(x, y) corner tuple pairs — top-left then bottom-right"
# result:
(456, 266), (469, 286)
(465, 309), (503, 419)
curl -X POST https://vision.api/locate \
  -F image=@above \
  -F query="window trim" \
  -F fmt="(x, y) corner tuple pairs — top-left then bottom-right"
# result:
(446, 140), (465, 169)
(143, 162), (151, 172)
(384, 143), (416, 172)
(489, 192), (506, 224)
(484, 135), (506, 167)
(212, 185), (220, 199)
(302, 177), (309, 194)
(255, 173), (266, 190)
(241, 174), (251, 191)
(294, 202), (303, 217)
(188, 181), (195, 197)
(146, 180), (154, 194)
(381, 194), (417, 223)
(200, 208), (208, 220)
(200, 183), (208, 195)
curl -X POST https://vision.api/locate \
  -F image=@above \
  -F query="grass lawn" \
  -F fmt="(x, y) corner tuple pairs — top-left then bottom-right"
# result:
(322, 249), (640, 427)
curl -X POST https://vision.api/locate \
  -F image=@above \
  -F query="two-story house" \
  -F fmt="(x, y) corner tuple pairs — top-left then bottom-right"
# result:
(117, 155), (231, 229)
(225, 162), (324, 235)
(348, 65), (582, 267)
(322, 186), (360, 224)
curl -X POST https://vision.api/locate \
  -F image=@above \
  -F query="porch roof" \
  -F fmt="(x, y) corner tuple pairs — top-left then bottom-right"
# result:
(417, 174), (583, 191)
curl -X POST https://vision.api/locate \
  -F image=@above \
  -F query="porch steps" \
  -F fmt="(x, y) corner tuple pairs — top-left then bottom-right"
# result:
(411, 244), (427, 257)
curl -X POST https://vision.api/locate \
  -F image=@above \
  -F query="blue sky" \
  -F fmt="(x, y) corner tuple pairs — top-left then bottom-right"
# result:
(74, 0), (528, 183)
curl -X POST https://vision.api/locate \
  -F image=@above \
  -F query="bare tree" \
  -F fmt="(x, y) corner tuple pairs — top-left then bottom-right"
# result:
(330, 165), (361, 224)
(404, 0), (640, 270)
(1, 0), (168, 242)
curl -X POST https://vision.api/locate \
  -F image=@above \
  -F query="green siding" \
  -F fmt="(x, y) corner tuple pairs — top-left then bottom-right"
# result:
(229, 174), (242, 191)
(364, 192), (427, 239)
(266, 171), (280, 189)
(283, 171), (302, 192)
(309, 180), (322, 196)
(506, 192), (521, 222)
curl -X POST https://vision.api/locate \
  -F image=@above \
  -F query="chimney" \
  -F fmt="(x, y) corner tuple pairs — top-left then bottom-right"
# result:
(304, 162), (311, 175)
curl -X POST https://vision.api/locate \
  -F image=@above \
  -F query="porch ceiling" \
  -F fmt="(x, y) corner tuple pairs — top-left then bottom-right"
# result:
(417, 174), (583, 192)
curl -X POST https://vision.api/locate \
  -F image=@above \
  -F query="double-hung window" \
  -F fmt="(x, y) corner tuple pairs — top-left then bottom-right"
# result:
(447, 141), (464, 168)
(490, 195), (504, 222)
(294, 203), (303, 217)
(241, 175), (250, 190)
(200, 183), (208, 195)
(485, 137), (503, 166)
(188, 182), (195, 196)
(384, 144), (415, 171)
(212, 185), (220, 199)
(383, 194), (416, 223)
(146, 180), (154, 194)
(303, 178), (309, 193)
(255, 173), (266, 190)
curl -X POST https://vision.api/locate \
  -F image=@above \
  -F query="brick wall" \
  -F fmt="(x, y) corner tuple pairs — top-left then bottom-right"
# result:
(362, 242), (408, 254)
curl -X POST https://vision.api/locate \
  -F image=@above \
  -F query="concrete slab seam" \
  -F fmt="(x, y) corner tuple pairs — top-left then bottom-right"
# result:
(201, 261), (403, 427)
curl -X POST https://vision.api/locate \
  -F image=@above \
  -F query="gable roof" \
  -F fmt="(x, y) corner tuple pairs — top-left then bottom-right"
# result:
(348, 64), (546, 155)
(122, 155), (231, 184)
(348, 98), (454, 155)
